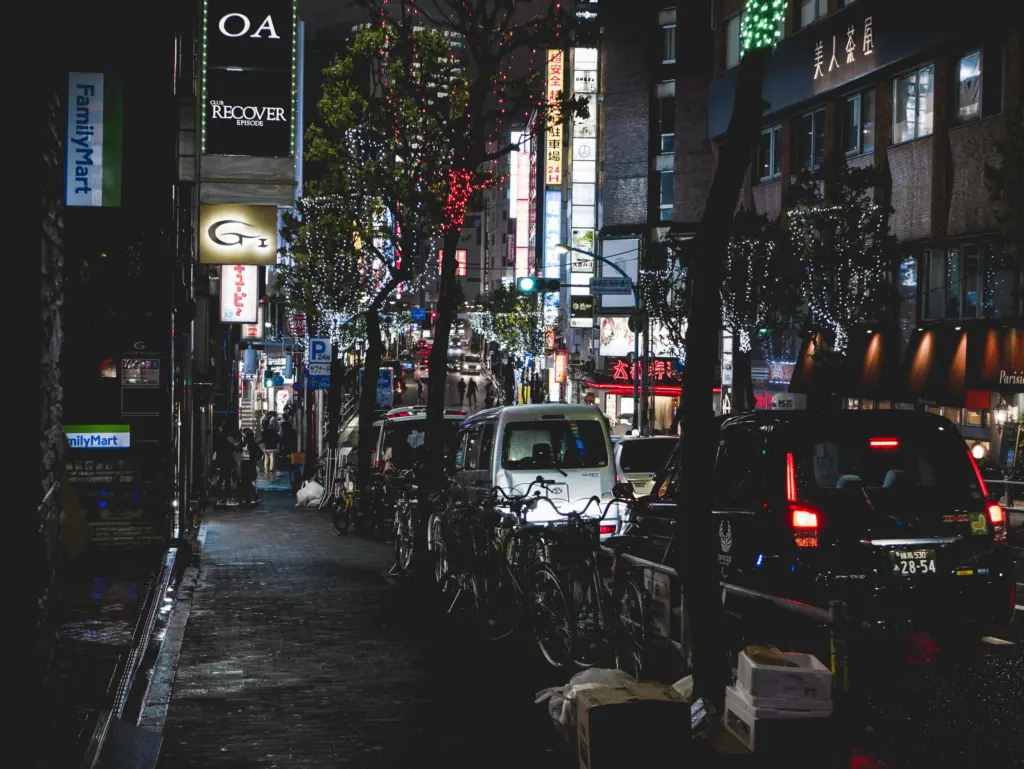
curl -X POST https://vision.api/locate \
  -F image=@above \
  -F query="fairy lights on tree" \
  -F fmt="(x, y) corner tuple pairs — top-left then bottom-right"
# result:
(469, 284), (544, 359)
(740, 0), (787, 55)
(786, 161), (894, 355)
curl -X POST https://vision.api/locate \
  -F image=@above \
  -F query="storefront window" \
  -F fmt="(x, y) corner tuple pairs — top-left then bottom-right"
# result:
(944, 407), (962, 423)
(963, 409), (983, 426)
(861, 400), (875, 410)
(846, 398), (860, 410)
(877, 401), (892, 410)
(982, 243), (1016, 318)
(926, 406), (943, 417)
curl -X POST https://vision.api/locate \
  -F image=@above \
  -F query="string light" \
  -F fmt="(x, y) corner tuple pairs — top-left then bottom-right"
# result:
(740, 0), (787, 56)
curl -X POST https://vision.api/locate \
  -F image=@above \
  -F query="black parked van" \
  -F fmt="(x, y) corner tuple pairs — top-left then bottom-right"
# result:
(622, 410), (1014, 634)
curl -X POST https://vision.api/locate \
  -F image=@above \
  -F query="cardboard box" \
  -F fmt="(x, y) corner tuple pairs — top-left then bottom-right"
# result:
(731, 678), (833, 713)
(737, 650), (832, 703)
(723, 686), (831, 754)
(574, 681), (689, 769)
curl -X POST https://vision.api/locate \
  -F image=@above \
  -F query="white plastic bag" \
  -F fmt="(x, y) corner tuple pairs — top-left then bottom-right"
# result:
(295, 480), (324, 507)
(536, 668), (636, 744)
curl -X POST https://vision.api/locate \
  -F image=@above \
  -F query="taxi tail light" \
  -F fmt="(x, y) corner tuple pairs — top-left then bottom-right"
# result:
(988, 503), (1007, 544)
(789, 505), (820, 548)
(599, 524), (617, 535)
(869, 437), (900, 450)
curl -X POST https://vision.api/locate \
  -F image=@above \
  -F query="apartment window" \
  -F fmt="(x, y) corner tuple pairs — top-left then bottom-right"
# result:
(796, 107), (825, 170)
(922, 243), (1015, 320)
(799, 0), (828, 29)
(662, 24), (676, 64)
(725, 13), (744, 70)
(843, 89), (875, 155)
(659, 171), (674, 222)
(893, 65), (934, 143)
(658, 96), (675, 153)
(757, 124), (782, 182)
(957, 50), (982, 121)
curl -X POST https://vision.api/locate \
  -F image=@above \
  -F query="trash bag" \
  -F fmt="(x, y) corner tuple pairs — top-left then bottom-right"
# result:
(295, 480), (324, 507)
(672, 675), (694, 703)
(536, 668), (636, 745)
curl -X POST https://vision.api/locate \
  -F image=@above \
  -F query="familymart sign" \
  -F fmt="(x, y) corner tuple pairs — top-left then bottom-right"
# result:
(64, 425), (131, 449)
(65, 72), (123, 207)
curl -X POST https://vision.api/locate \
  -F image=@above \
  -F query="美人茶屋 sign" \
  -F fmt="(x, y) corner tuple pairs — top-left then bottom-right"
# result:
(65, 73), (123, 207)
(199, 204), (279, 265)
(202, 0), (297, 158)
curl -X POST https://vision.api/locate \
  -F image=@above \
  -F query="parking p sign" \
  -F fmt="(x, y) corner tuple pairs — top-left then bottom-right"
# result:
(309, 338), (331, 363)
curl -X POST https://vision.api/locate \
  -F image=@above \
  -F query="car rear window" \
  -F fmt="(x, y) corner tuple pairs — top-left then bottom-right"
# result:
(619, 439), (678, 473)
(382, 420), (460, 469)
(792, 423), (982, 500)
(502, 420), (608, 470)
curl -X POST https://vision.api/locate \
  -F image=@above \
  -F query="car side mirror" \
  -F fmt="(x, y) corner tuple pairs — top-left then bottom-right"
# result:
(613, 481), (635, 500)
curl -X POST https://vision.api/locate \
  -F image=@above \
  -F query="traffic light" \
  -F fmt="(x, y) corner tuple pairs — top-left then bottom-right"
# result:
(517, 276), (560, 294)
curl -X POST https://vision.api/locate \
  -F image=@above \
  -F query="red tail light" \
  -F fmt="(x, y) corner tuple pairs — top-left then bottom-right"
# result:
(987, 503), (1004, 525)
(791, 508), (819, 529)
(387, 410), (414, 419)
(599, 524), (617, 535)
(967, 450), (989, 497)
(869, 437), (900, 450)
(786, 452), (797, 502)
(790, 505), (819, 548)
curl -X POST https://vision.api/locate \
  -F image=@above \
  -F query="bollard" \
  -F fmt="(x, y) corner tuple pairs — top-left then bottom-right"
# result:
(829, 600), (852, 769)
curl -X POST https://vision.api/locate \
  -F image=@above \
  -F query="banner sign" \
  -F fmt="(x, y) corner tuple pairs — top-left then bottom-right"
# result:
(202, 0), (297, 157)
(543, 190), (562, 326)
(219, 264), (259, 323)
(545, 50), (565, 186)
(65, 72), (123, 207)
(64, 425), (131, 450)
(242, 304), (264, 339)
(200, 204), (279, 265)
(570, 295), (594, 328)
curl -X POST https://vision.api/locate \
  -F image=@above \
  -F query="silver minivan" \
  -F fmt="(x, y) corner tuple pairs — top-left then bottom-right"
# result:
(612, 435), (678, 498)
(452, 404), (624, 538)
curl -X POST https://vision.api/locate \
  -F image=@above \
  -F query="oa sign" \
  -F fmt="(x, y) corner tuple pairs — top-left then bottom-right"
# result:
(205, 0), (294, 71)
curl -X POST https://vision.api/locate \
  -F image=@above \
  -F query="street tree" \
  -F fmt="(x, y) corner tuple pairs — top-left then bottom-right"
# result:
(785, 159), (895, 404)
(672, 0), (783, 708)
(281, 22), (462, 487)
(721, 212), (801, 411)
(469, 283), (544, 395)
(357, 0), (587, 480)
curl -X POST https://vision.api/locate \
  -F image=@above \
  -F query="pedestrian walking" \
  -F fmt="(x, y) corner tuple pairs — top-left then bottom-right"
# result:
(262, 414), (280, 474)
(281, 417), (300, 493)
(484, 381), (495, 409)
(467, 378), (478, 407)
(457, 378), (467, 406)
(417, 379), (425, 404)
(239, 428), (264, 506)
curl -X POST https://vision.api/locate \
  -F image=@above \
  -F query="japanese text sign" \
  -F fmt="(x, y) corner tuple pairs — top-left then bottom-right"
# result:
(219, 264), (258, 324)
(545, 50), (565, 187)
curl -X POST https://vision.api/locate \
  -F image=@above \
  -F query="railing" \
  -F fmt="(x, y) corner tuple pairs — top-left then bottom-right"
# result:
(987, 479), (1024, 510)
(601, 545), (860, 768)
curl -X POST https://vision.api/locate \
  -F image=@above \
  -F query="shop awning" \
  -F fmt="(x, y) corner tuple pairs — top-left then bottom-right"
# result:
(789, 327), (903, 400)
(967, 325), (1024, 394)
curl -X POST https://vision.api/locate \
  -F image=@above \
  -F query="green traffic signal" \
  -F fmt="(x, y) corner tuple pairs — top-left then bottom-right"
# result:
(517, 276), (537, 294)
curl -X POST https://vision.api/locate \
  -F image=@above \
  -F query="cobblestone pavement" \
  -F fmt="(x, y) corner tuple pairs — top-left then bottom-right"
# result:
(156, 490), (563, 769)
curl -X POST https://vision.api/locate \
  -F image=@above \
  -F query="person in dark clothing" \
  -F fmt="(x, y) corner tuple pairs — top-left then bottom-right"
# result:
(213, 426), (236, 494)
(239, 428), (264, 505)
(484, 381), (495, 409)
(281, 417), (300, 493)
(467, 378), (478, 407)
(457, 378), (467, 406)
(262, 415), (280, 474)
(417, 379), (425, 404)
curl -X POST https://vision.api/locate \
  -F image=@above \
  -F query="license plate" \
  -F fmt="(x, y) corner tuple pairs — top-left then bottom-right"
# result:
(889, 548), (937, 576)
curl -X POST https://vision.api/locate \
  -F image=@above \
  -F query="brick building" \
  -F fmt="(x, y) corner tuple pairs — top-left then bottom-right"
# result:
(708, 0), (1022, 460)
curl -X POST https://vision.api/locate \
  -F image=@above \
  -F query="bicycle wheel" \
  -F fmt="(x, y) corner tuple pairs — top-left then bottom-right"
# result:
(525, 562), (573, 668)
(570, 568), (611, 668)
(393, 502), (414, 573)
(614, 577), (649, 679)
(469, 567), (515, 642)
(332, 494), (351, 536)
(429, 514), (449, 588)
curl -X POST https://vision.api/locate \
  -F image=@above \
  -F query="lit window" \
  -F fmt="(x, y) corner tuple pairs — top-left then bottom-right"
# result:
(957, 50), (982, 121)
(659, 171), (674, 222)
(725, 14), (744, 69)
(757, 124), (782, 181)
(844, 90), (875, 155)
(796, 107), (825, 170)
(662, 24), (676, 64)
(799, 0), (828, 28)
(893, 65), (934, 143)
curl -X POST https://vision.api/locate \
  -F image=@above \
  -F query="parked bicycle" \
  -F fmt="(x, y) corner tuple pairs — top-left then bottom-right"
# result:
(387, 469), (418, 574)
(531, 485), (650, 677)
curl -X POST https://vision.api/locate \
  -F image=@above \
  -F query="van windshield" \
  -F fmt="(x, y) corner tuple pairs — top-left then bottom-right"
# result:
(502, 420), (608, 470)
(618, 439), (677, 473)
(382, 420), (460, 469)
(463, 355), (481, 363)
(792, 423), (982, 504)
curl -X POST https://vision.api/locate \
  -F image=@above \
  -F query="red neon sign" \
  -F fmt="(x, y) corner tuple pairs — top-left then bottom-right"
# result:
(610, 359), (675, 382)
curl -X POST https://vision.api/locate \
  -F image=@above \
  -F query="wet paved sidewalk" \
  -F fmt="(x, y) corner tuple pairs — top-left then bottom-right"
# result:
(155, 490), (562, 769)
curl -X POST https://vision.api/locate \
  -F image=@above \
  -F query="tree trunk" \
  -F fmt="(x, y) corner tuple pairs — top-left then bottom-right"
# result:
(674, 46), (771, 710)
(733, 337), (755, 413)
(357, 311), (385, 496)
(326, 355), (343, 450)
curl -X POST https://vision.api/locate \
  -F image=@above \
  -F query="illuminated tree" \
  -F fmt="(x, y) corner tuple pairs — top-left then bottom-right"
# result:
(468, 284), (544, 377)
(785, 161), (894, 357)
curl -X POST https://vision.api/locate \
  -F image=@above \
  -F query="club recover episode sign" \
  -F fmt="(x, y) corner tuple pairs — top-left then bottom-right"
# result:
(65, 425), (131, 449)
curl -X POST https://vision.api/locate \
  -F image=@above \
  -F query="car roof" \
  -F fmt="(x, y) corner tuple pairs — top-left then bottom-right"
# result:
(717, 409), (956, 435)
(614, 435), (678, 443)
(380, 405), (468, 423)
(462, 403), (607, 428)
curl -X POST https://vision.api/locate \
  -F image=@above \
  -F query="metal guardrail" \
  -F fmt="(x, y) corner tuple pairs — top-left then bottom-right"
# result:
(601, 545), (858, 768)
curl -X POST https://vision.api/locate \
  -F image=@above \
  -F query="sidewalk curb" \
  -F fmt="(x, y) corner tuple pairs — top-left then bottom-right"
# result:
(80, 545), (180, 769)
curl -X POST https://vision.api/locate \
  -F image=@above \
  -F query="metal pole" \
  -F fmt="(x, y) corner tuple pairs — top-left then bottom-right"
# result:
(829, 600), (852, 769)
(632, 318), (640, 431)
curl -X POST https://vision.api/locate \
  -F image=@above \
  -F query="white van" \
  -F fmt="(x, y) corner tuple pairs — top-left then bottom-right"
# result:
(452, 404), (624, 538)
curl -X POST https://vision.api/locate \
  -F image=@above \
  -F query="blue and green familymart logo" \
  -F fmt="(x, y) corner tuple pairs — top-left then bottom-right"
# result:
(64, 425), (131, 449)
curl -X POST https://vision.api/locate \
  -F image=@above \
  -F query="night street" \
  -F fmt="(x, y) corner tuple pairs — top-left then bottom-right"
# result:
(148, 487), (562, 769)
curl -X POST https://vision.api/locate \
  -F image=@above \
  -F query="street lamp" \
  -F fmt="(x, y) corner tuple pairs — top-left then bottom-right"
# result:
(994, 398), (1009, 428)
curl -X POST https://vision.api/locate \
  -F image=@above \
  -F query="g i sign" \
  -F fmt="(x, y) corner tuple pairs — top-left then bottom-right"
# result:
(199, 204), (279, 265)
